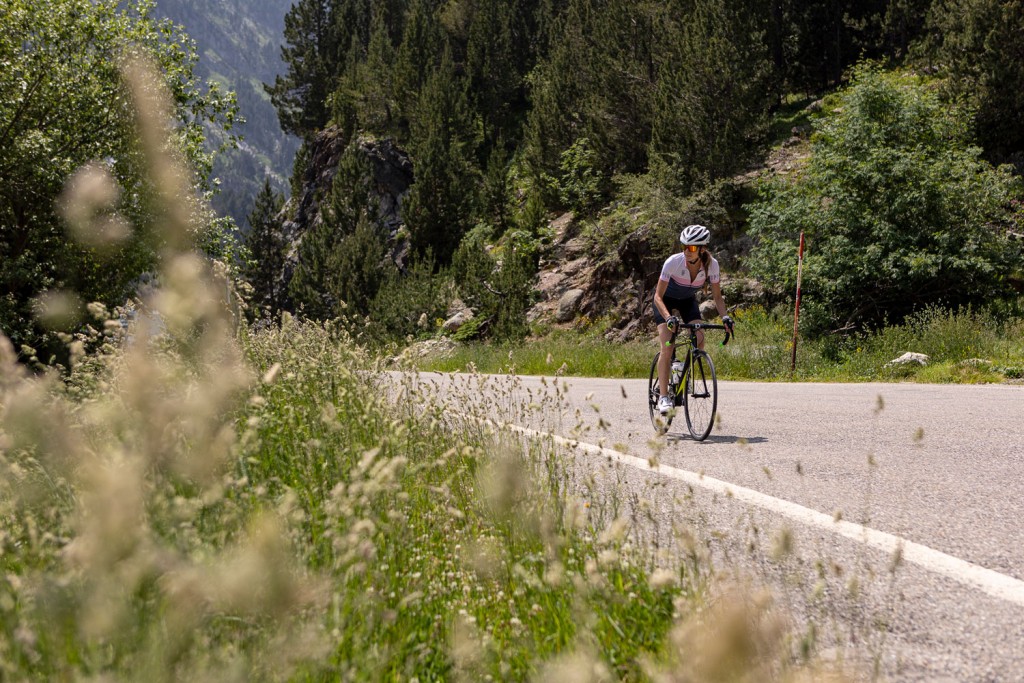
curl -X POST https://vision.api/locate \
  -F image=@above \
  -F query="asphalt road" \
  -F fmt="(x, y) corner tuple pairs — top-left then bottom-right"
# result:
(420, 372), (1024, 681)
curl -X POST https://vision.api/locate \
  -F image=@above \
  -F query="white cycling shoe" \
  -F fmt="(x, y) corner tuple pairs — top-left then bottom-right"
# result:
(657, 395), (674, 415)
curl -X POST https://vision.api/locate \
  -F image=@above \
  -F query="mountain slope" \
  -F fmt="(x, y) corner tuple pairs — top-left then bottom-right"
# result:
(151, 0), (300, 229)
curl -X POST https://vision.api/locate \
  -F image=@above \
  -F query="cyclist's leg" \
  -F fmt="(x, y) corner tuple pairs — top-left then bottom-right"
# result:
(680, 298), (704, 349)
(652, 299), (680, 397)
(656, 323), (673, 396)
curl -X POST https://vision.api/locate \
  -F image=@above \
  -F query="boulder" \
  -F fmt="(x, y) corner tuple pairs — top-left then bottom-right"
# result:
(616, 318), (643, 342)
(446, 298), (470, 318)
(555, 289), (585, 322)
(886, 352), (930, 367)
(442, 308), (474, 333)
(699, 300), (717, 320)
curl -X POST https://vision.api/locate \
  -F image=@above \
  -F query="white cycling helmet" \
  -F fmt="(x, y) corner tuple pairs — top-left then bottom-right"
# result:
(680, 224), (710, 246)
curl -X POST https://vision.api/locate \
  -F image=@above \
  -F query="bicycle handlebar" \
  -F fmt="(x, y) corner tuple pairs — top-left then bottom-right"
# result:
(667, 321), (734, 346)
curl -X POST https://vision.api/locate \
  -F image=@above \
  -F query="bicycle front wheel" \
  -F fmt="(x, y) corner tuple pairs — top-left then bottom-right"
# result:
(683, 350), (718, 441)
(648, 352), (672, 433)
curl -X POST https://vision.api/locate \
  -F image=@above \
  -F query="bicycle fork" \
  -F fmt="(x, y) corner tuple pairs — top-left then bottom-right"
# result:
(687, 357), (712, 399)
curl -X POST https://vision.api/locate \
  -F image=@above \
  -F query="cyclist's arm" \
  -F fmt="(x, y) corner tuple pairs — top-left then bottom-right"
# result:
(654, 278), (672, 322)
(710, 281), (728, 319)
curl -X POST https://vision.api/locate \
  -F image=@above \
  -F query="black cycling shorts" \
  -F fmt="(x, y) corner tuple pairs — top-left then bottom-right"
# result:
(653, 296), (700, 325)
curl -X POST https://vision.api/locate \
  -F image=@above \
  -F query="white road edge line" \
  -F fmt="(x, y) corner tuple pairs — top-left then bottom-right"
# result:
(496, 420), (1024, 609)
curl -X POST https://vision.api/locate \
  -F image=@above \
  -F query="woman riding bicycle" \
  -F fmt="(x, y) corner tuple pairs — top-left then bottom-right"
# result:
(653, 224), (733, 415)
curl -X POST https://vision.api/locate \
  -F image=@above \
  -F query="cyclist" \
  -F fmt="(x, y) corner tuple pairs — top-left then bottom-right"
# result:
(652, 224), (733, 415)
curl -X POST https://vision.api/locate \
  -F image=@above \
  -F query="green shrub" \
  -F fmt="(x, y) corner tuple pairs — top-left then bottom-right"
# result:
(450, 232), (537, 343)
(364, 256), (452, 345)
(558, 137), (603, 214)
(747, 63), (1023, 336)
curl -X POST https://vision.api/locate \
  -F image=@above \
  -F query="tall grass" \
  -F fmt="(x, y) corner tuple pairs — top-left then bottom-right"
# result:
(420, 329), (652, 379)
(0, 55), (840, 681)
(415, 305), (1024, 384)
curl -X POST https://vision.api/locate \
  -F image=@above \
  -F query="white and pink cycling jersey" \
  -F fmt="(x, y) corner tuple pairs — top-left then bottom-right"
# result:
(659, 253), (720, 300)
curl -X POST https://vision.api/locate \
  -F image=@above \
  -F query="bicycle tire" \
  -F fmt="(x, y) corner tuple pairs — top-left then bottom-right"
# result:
(648, 352), (673, 433)
(683, 350), (717, 441)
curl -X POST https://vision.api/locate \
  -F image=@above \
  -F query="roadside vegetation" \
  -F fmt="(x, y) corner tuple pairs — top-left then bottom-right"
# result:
(413, 305), (1024, 384)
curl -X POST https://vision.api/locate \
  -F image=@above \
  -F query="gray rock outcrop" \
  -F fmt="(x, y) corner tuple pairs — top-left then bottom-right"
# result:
(276, 129), (413, 308)
(556, 289), (585, 322)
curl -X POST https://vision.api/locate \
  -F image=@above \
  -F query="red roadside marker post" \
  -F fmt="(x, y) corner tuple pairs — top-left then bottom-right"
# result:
(790, 231), (805, 376)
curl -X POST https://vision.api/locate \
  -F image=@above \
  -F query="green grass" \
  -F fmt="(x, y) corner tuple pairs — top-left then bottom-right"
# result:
(414, 306), (1024, 384)
(423, 330), (652, 379)
(241, 321), (690, 680)
(766, 93), (819, 146)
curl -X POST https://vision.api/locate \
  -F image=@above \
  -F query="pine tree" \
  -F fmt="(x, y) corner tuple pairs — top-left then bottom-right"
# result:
(327, 143), (377, 233)
(331, 35), (364, 144)
(332, 0), (374, 47)
(392, 0), (444, 134)
(924, 0), (1024, 163)
(481, 141), (511, 232)
(766, 0), (906, 95)
(534, 0), (568, 54)
(288, 135), (413, 321)
(881, 0), (931, 58)
(649, 0), (776, 192)
(402, 47), (477, 265)
(266, 0), (336, 137)
(465, 1), (531, 155)
(288, 214), (338, 320)
(328, 211), (388, 316)
(521, 0), (597, 197)
(360, 4), (399, 133)
(242, 179), (287, 320)
(522, 0), (662, 202)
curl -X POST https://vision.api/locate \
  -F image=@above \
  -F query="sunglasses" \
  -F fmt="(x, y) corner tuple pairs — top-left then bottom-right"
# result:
(684, 245), (700, 253)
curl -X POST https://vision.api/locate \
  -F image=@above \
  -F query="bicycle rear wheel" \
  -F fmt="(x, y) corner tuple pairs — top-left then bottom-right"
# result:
(648, 352), (672, 433)
(683, 350), (717, 441)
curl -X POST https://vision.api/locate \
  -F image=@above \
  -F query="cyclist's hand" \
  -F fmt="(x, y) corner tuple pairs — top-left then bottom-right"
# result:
(721, 314), (734, 345)
(665, 315), (679, 332)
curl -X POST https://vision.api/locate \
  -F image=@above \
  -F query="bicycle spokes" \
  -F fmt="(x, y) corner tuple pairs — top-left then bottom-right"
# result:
(683, 352), (718, 441)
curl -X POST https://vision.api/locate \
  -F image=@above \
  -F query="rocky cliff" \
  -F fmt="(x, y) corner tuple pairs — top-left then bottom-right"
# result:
(277, 126), (775, 336)
(277, 128), (413, 306)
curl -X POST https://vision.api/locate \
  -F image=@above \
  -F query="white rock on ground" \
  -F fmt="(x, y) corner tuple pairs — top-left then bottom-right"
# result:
(886, 352), (930, 367)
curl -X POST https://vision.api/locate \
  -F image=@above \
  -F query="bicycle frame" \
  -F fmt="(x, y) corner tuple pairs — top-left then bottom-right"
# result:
(665, 322), (729, 400)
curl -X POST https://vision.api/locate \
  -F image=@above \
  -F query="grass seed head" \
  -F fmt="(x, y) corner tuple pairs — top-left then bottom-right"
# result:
(59, 162), (130, 252)
(32, 290), (85, 331)
(537, 649), (613, 683)
(770, 526), (795, 561)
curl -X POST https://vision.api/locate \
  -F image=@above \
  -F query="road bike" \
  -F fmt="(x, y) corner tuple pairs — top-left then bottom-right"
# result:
(648, 320), (732, 440)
